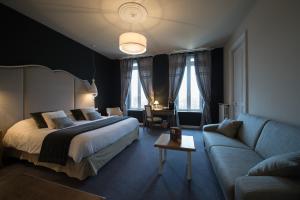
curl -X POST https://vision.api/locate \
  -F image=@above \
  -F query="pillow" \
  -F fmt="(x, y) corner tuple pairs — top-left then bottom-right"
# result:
(248, 151), (300, 177)
(67, 112), (76, 121)
(52, 117), (74, 129)
(216, 118), (243, 138)
(30, 112), (48, 128)
(81, 108), (96, 120)
(70, 109), (85, 120)
(86, 111), (102, 120)
(42, 110), (67, 129)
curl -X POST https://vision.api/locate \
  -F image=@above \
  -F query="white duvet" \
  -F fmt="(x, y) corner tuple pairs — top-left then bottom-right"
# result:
(3, 117), (139, 163)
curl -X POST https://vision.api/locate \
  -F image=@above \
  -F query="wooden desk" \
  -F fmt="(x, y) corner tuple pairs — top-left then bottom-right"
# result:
(153, 109), (176, 127)
(144, 109), (176, 127)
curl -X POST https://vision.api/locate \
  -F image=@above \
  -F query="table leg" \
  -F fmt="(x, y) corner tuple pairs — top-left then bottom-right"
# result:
(159, 148), (164, 175)
(163, 149), (167, 161)
(187, 151), (192, 180)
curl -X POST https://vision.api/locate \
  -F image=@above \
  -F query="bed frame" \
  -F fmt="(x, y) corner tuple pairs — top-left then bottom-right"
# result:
(0, 65), (94, 132)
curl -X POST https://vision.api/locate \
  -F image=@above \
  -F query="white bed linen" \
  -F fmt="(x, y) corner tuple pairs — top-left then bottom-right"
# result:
(3, 117), (139, 163)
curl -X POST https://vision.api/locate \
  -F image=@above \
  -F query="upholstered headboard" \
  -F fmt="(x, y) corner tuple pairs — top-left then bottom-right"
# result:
(0, 65), (95, 132)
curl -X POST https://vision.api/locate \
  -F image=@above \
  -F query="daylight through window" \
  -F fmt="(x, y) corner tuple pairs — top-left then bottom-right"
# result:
(177, 55), (203, 111)
(128, 61), (147, 109)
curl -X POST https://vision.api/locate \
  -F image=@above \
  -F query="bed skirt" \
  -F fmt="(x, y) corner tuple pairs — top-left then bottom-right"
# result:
(5, 127), (139, 180)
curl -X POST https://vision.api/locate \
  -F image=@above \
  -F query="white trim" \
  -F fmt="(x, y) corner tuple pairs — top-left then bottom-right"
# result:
(228, 31), (248, 118)
(0, 65), (88, 81)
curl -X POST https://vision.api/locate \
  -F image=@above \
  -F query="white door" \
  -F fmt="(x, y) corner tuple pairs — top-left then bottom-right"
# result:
(231, 33), (247, 119)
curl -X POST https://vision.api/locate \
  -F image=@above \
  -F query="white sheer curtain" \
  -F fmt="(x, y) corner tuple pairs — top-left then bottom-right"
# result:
(120, 59), (134, 116)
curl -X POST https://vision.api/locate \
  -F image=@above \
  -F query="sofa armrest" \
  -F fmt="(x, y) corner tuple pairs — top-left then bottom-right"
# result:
(235, 176), (300, 200)
(203, 124), (219, 132)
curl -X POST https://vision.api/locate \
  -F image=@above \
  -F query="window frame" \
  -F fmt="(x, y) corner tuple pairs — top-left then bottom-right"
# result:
(176, 55), (203, 112)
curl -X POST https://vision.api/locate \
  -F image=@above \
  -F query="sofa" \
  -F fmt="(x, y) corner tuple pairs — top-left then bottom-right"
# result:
(203, 113), (300, 200)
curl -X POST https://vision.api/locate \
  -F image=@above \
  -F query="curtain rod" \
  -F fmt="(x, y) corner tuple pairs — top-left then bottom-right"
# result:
(120, 47), (214, 60)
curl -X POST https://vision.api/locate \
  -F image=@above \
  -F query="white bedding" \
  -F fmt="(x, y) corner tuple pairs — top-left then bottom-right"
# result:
(3, 117), (139, 163)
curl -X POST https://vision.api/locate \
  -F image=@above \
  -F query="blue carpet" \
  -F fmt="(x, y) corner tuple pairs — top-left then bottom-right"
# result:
(1, 128), (224, 200)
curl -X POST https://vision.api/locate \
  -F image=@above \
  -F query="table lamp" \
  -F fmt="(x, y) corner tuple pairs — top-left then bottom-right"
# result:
(154, 100), (159, 110)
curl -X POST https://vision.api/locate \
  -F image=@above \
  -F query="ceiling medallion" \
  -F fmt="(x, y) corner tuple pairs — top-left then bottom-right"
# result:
(118, 2), (148, 23)
(118, 2), (148, 55)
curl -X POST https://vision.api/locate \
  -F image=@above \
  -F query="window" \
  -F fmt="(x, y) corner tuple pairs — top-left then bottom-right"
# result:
(177, 55), (203, 111)
(128, 61), (147, 110)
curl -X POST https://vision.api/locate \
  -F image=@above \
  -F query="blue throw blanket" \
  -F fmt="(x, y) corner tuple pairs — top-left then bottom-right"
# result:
(39, 116), (129, 165)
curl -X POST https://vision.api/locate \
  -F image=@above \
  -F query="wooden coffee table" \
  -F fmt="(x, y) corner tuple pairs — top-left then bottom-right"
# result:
(154, 134), (196, 180)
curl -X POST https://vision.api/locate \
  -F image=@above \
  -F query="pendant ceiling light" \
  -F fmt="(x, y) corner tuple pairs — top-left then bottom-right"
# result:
(90, 51), (98, 97)
(119, 32), (147, 55)
(118, 2), (148, 55)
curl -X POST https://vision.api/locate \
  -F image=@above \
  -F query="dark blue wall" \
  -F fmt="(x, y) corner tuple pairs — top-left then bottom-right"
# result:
(153, 54), (169, 106)
(0, 4), (120, 114)
(211, 48), (224, 123)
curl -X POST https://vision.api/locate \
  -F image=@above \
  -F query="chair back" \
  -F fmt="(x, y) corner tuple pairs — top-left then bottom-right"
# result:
(144, 105), (152, 118)
(106, 107), (123, 116)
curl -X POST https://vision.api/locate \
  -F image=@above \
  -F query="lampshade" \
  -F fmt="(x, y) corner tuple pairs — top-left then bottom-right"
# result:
(154, 100), (159, 105)
(119, 32), (147, 55)
(90, 79), (98, 97)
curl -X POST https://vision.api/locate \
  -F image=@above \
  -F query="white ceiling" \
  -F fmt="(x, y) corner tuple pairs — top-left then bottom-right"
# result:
(1, 0), (255, 59)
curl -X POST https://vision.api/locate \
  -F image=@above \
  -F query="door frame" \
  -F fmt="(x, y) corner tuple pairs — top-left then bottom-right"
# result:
(228, 31), (248, 118)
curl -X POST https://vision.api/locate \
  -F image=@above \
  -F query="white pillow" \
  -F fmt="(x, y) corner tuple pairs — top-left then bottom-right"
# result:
(81, 107), (96, 120)
(42, 110), (67, 129)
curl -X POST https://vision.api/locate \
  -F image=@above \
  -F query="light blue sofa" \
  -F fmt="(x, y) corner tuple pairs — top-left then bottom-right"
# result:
(203, 113), (300, 200)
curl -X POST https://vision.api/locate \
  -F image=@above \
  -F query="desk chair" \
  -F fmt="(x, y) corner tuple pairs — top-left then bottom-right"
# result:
(144, 105), (162, 128)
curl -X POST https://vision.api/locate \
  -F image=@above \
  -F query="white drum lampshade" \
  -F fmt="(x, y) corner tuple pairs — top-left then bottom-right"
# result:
(119, 32), (147, 55)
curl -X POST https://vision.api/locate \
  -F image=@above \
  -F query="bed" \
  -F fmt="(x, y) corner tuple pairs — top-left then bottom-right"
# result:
(3, 116), (139, 180)
(0, 65), (139, 180)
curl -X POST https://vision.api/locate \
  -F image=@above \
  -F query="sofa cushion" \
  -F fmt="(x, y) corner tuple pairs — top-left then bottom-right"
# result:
(255, 121), (300, 159)
(203, 132), (250, 151)
(216, 119), (243, 138)
(209, 146), (263, 200)
(248, 151), (300, 177)
(235, 176), (300, 200)
(237, 113), (268, 148)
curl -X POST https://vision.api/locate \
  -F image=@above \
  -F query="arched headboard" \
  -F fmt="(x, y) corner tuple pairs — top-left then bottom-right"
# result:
(0, 65), (95, 132)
